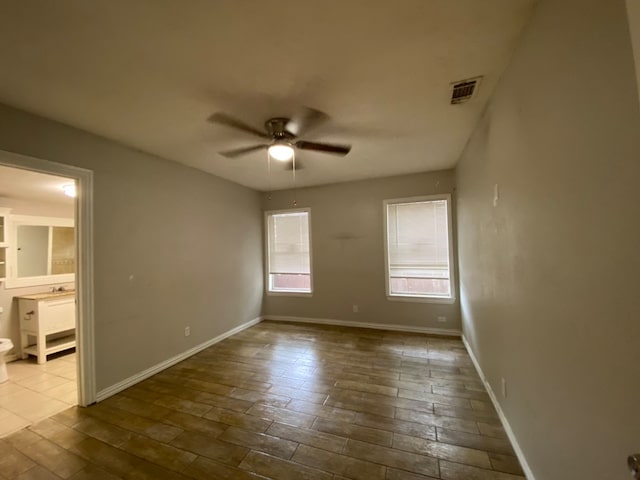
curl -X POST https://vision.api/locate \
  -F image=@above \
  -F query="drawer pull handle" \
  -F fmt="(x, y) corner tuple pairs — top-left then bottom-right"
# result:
(26, 310), (35, 316)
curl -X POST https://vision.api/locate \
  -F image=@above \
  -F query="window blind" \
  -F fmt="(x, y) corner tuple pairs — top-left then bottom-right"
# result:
(386, 199), (451, 297)
(268, 211), (310, 275)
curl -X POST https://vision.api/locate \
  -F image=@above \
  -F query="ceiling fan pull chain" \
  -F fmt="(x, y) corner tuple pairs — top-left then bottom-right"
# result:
(292, 150), (297, 207)
(266, 152), (272, 200)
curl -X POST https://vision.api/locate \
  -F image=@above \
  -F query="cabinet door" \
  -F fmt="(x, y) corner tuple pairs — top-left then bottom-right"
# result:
(0, 209), (11, 279)
(0, 212), (6, 245)
(43, 299), (76, 333)
(0, 247), (6, 280)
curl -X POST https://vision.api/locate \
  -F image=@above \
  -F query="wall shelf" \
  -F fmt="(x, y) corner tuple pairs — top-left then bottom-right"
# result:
(23, 333), (75, 358)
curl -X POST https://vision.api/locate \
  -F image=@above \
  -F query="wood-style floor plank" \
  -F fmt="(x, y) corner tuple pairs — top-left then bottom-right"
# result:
(0, 320), (525, 479)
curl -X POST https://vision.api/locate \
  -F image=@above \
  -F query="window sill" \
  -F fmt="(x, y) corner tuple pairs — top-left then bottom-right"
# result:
(267, 290), (313, 298)
(386, 294), (456, 304)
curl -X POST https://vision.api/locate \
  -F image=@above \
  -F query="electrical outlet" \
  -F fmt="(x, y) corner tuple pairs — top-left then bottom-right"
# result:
(501, 377), (507, 398)
(184, 326), (191, 337)
(352, 305), (359, 313)
(437, 316), (447, 323)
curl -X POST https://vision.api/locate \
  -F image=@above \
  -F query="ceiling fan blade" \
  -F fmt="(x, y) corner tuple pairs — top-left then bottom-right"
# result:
(285, 107), (329, 137)
(219, 144), (268, 158)
(208, 112), (270, 139)
(295, 140), (351, 156)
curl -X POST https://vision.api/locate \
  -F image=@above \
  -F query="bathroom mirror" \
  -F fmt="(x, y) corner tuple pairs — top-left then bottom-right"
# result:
(5, 215), (75, 288)
(17, 225), (75, 277)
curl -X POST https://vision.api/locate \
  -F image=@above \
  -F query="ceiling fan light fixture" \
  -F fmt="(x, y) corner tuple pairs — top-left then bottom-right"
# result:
(268, 143), (294, 161)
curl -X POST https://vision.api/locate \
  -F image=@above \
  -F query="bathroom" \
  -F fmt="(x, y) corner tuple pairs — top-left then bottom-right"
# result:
(0, 164), (77, 437)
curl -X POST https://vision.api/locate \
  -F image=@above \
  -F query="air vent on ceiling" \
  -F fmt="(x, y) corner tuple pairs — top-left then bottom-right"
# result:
(450, 77), (482, 104)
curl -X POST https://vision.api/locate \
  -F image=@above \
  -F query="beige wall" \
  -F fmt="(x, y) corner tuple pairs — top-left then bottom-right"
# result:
(262, 171), (461, 332)
(0, 103), (263, 391)
(456, 0), (640, 478)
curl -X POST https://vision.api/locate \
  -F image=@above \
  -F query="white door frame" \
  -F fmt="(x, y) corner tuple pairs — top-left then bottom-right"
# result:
(0, 149), (95, 406)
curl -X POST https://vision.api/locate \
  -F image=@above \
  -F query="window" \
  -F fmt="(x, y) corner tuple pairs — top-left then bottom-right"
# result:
(265, 208), (312, 294)
(384, 195), (455, 302)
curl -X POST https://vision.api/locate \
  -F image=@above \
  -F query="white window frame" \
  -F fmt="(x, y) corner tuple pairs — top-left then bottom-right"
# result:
(383, 194), (456, 304)
(265, 207), (313, 297)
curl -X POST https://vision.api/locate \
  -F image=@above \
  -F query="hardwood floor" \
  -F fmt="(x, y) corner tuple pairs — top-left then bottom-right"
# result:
(0, 321), (525, 479)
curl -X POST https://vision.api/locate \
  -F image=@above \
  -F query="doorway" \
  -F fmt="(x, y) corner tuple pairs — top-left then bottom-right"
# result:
(0, 150), (94, 437)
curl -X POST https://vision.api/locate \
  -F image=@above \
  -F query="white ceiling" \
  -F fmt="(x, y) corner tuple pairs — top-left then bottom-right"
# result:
(0, 0), (535, 191)
(0, 164), (74, 207)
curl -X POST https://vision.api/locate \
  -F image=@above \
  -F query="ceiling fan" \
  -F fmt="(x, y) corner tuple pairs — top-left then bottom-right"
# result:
(207, 107), (352, 167)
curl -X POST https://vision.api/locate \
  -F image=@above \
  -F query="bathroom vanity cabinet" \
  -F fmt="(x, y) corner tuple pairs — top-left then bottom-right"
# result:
(17, 291), (76, 364)
(0, 208), (9, 280)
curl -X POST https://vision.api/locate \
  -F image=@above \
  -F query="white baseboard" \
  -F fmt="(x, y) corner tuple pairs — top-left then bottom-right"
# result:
(95, 316), (263, 402)
(462, 335), (535, 480)
(264, 315), (461, 337)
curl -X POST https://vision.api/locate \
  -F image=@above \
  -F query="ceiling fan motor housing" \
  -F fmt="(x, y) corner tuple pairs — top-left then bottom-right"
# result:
(265, 118), (294, 139)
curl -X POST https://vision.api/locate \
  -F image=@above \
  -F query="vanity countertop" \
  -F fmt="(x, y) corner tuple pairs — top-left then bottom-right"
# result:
(15, 290), (76, 300)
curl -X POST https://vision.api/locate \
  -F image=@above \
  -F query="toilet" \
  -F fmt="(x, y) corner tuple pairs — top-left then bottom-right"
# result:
(0, 338), (14, 383)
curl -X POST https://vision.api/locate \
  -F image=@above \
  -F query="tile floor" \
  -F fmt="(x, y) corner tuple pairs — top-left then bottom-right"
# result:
(0, 322), (524, 479)
(0, 350), (77, 438)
